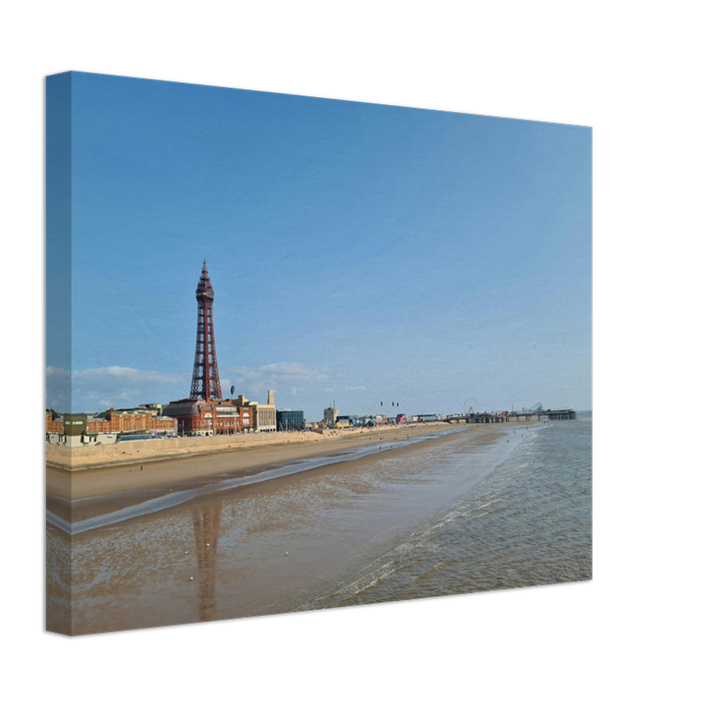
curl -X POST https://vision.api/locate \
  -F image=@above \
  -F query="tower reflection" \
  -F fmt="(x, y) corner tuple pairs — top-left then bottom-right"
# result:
(191, 501), (223, 622)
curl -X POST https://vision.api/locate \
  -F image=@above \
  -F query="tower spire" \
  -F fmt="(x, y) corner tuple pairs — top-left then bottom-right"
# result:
(190, 260), (223, 401)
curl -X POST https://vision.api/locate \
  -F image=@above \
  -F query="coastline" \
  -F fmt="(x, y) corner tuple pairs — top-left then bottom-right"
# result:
(49, 418), (547, 633)
(47, 421), (529, 502)
(46, 421), (451, 471)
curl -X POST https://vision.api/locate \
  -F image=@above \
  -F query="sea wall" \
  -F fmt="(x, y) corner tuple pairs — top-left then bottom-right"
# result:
(45, 423), (455, 470)
(47, 431), (312, 469)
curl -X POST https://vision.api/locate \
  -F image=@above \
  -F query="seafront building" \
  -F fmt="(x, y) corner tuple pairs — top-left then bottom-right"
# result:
(248, 390), (277, 432)
(162, 398), (254, 436)
(276, 409), (305, 431)
(46, 407), (178, 446)
(45, 395), (276, 442)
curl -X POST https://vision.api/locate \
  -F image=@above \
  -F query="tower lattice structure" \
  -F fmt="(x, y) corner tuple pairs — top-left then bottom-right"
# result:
(190, 260), (223, 401)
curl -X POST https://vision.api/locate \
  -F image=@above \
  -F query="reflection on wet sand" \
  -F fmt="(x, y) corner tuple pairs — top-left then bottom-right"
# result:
(191, 502), (222, 623)
(46, 425), (535, 634)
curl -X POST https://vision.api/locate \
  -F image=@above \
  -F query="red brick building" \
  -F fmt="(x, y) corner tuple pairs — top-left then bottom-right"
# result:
(163, 399), (254, 436)
(86, 409), (177, 434)
(45, 408), (177, 436)
(46, 410), (64, 434)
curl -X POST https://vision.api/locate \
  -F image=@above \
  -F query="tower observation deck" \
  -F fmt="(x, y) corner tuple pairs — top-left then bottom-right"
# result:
(189, 260), (223, 401)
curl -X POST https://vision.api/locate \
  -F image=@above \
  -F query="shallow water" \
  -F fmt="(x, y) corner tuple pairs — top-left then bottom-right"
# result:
(296, 413), (592, 609)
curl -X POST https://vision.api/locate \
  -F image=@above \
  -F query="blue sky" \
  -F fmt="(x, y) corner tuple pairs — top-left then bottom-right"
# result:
(47, 72), (591, 419)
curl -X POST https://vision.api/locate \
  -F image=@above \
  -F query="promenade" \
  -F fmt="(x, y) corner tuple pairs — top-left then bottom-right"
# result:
(46, 421), (531, 503)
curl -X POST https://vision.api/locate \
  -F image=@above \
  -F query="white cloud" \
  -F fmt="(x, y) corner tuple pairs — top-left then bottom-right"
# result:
(46, 366), (71, 410)
(46, 366), (186, 412)
(344, 386), (368, 392)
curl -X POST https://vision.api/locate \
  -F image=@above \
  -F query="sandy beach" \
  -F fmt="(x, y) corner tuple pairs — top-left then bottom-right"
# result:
(47, 419), (545, 634)
(46, 422), (529, 512)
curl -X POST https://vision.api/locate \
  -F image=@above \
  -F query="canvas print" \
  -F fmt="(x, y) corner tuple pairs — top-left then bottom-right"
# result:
(46, 72), (592, 635)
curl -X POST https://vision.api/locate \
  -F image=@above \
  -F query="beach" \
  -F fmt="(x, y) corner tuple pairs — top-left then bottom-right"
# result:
(45, 415), (594, 636)
(46, 421), (524, 503)
(49, 417), (580, 635)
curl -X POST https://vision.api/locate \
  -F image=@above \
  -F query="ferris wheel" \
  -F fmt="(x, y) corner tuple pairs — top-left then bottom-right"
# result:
(464, 398), (479, 415)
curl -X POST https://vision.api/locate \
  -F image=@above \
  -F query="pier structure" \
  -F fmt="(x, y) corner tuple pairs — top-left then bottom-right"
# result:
(509, 409), (577, 421)
(538, 409), (576, 420)
(446, 412), (505, 424)
(446, 408), (577, 424)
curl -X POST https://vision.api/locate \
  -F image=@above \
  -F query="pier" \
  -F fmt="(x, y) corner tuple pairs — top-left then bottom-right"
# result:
(446, 408), (577, 424)
(446, 413), (505, 424)
(509, 409), (577, 422)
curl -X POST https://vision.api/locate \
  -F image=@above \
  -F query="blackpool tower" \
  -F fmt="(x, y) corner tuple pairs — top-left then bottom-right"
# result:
(189, 260), (223, 401)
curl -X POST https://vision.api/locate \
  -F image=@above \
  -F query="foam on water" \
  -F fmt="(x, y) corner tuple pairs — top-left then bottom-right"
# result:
(296, 413), (592, 609)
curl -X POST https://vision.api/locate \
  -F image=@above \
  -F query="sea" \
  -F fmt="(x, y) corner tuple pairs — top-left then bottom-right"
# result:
(46, 413), (592, 634)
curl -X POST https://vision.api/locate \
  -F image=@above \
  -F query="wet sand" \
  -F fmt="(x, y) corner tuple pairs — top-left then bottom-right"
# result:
(47, 421), (539, 634)
(47, 422), (525, 503)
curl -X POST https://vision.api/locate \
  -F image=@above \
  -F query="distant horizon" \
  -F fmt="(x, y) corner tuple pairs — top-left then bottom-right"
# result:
(47, 72), (591, 421)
